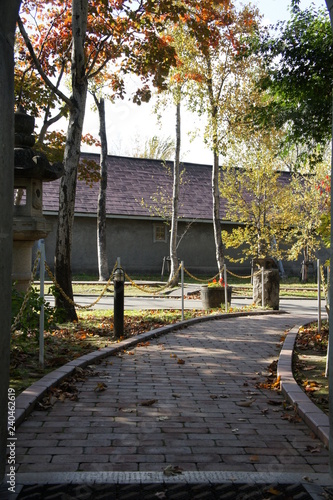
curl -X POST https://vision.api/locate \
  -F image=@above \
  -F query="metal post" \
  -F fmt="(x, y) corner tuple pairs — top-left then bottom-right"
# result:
(224, 264), (228, 312)
(262, 267), (265, 308)
(328, 265), (330, 320)
(318, 259), (321, 335)
(114, 267), (124, 338)
(39, 241), (45, 368)
(325, 16), (333, 471)
(181, 261), (184, 321)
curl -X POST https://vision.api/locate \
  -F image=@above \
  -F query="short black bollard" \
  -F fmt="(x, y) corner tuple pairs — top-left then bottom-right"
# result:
(113, 267), (125, 338)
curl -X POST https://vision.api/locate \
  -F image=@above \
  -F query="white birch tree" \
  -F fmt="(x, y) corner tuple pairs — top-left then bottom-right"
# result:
(92, 95), (109, 281)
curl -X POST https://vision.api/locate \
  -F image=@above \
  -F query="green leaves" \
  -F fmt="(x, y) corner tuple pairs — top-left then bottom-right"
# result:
(254, 5), (333, 151)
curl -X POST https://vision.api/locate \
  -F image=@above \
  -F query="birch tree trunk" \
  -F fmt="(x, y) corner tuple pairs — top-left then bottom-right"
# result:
(0, 0), (22, 481)
(169, 101), (181, 285)
(206, 53), (224, 277)
(54, 0), (88, 321)
(94, 96), (109, 281)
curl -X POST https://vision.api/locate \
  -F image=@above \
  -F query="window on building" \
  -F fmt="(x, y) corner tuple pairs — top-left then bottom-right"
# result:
(153, 223), (167, 243)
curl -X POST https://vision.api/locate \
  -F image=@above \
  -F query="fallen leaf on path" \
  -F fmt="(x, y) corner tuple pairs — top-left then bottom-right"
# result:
(141, 399), (158, 406)
(163, 465), (183, 476)
(177, 359), (185, 365)
(267, 400), (282, 406)
(236, 399), (255, 407)
(305, 445), (322, 453)
(281, 413), (302, 423)
(137, 342), (150, 347)
(94, 382), (107, 392)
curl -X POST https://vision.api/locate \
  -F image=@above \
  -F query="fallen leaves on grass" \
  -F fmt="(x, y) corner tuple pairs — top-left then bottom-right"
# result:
(296, 323), (328, 352)
(303, 380), (321, 392)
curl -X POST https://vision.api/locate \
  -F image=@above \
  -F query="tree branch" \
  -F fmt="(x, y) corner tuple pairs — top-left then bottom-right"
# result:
(18, 15), (73, 109)
(86, 36), (111, 79)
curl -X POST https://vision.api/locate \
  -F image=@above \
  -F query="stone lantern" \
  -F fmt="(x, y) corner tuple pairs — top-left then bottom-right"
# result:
(13, 108), (64, 291)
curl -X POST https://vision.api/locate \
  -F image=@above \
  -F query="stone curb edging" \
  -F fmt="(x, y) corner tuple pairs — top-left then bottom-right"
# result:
(13, 470), (333, 486)
(15, 309), (284, 428)
(277, 325), (329, 448)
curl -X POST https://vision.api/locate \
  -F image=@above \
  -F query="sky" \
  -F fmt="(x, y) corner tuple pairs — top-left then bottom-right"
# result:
(78, 0), (327, 165)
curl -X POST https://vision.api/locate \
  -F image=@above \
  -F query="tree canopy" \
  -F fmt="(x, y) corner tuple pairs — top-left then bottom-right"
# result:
(221, 133), (290, 263)
(253, 5), (333, 162)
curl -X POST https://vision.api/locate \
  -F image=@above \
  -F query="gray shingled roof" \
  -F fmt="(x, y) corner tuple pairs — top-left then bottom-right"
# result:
(42, 153), (291, 221)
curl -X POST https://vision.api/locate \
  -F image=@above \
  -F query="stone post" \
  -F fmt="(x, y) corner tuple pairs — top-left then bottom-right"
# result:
(253, 257), (280, 310)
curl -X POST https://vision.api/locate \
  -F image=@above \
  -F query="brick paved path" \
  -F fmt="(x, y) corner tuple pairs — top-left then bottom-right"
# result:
(14, 314), (329, 476)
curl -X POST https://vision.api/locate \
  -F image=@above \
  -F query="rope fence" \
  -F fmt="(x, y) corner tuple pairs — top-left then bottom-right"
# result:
(11, 251), (330, 333)
(44, 260), (118, 310)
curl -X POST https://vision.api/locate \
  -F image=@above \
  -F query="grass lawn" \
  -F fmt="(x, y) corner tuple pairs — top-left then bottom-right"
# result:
(36, 277), (323, 299)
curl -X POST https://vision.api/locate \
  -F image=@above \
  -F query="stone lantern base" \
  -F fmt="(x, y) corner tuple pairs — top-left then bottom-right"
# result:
(12, 217), (52, 292)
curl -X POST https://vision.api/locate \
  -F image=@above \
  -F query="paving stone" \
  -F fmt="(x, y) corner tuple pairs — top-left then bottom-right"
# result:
(12, 314), (330, 481)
